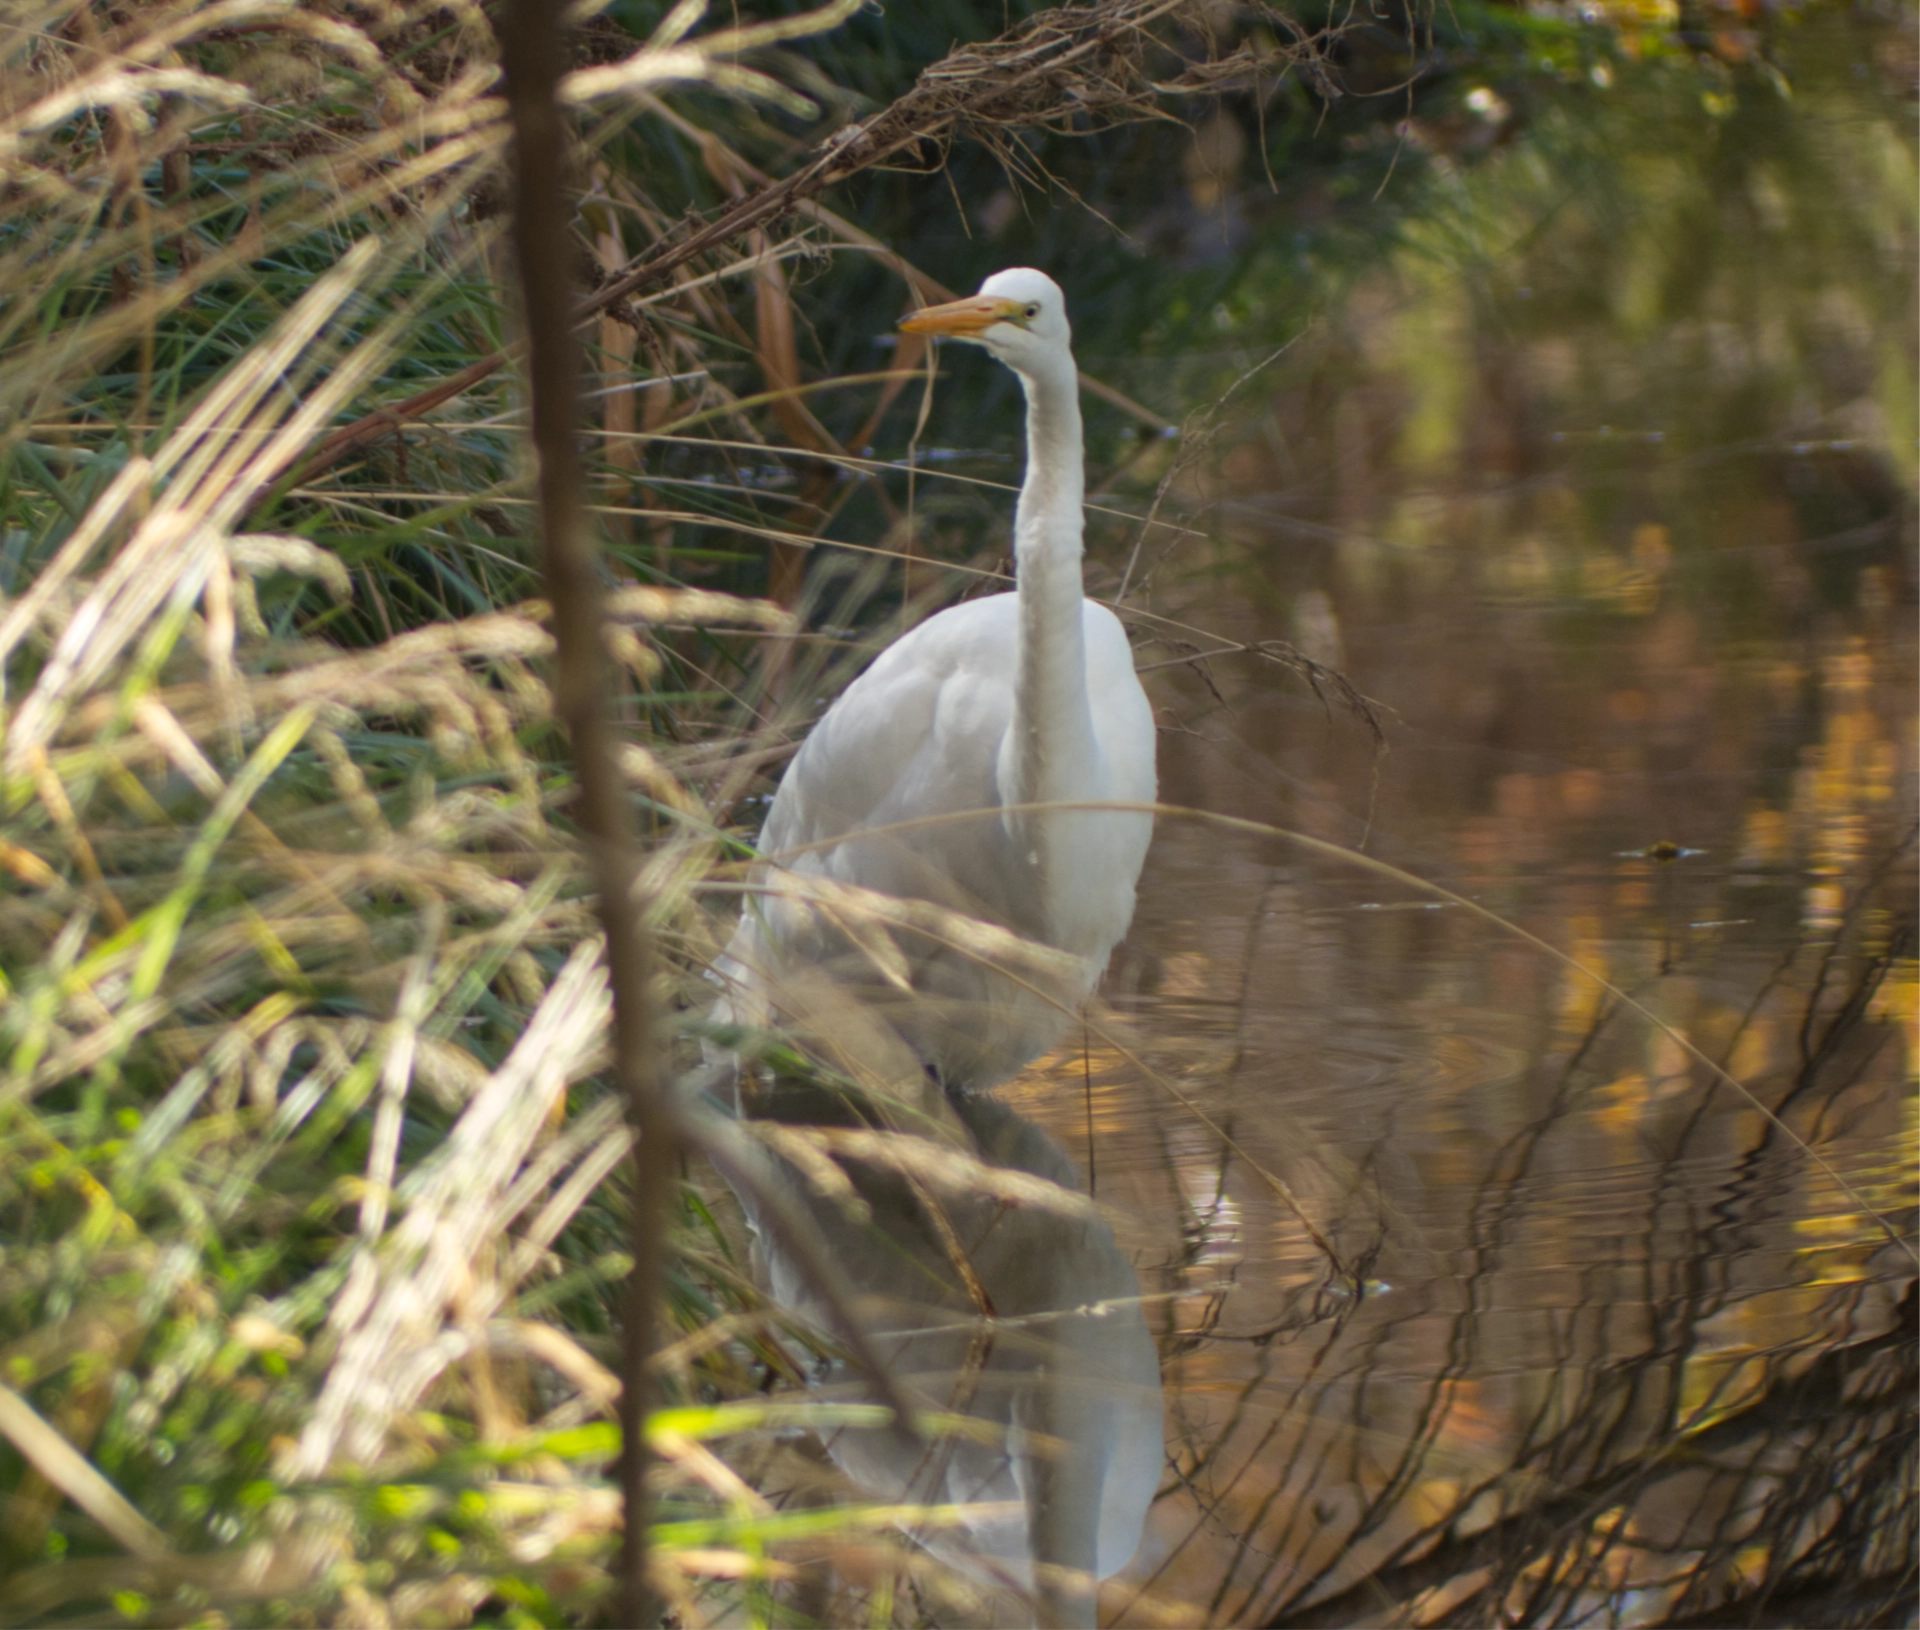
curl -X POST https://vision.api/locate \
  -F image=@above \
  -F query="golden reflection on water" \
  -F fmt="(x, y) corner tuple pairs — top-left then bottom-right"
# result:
(1006, 595), (1920, 1612)
(734, 18), (1919, 1612)
(1002, 376), (1914, 1628)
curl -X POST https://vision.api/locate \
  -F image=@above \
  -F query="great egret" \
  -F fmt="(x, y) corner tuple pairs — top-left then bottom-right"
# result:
(719, 267), (1157, 1088)
(713, 268), (1162, 1627)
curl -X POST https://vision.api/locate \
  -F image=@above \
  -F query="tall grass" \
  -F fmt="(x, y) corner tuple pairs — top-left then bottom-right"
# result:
(0, 3), (1362, 1623)
(3, 2), (1909, 1626)
(0, 4), (884, 1623)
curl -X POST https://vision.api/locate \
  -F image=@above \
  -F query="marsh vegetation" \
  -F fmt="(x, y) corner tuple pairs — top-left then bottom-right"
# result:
(0, 1), (1911, 1625)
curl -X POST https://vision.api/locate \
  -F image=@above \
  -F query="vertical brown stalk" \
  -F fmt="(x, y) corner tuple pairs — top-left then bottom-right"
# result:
(494, 6), (667, 1626)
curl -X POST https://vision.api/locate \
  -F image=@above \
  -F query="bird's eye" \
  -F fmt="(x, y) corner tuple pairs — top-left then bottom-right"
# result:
(1023, 303), (1040, 320)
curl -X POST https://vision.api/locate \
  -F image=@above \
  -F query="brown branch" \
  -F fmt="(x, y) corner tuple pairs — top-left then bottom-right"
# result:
(1657, 1568), (1919, 1630)
(283, 0), (1332, 490)
(1265, 1280), (1918, 1630)
(494, 6), (669, 1627)
(284, 356), (514, 492)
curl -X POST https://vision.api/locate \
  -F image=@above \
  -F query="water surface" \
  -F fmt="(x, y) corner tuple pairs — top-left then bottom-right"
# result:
(981, 29), (1918, 1617)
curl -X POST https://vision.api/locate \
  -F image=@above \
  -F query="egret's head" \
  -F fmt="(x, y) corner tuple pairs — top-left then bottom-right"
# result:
(898, 267), (1071, 372)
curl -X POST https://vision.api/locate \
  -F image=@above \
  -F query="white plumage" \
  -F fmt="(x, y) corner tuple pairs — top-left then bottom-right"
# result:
(719, 268), (1157, 1089)
(713, 269), (1162, 1627)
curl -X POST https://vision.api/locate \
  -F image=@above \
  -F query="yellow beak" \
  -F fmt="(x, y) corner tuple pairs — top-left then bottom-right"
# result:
(898, 294), (1023, 337)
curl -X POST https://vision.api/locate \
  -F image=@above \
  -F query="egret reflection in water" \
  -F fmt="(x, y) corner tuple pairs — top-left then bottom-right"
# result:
(723, 1058), (1165, 1626)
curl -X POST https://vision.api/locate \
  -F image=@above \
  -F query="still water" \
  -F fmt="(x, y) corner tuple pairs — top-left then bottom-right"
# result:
(974, 32), (1917, 1622)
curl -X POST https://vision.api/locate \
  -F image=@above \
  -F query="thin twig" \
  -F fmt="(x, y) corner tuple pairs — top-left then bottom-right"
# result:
(495, 6), (668, 1625)
(283, 0), (1330, 491)
(1115, 336), (1299, 605)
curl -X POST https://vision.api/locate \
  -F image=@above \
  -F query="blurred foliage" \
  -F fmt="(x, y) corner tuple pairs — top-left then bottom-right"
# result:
(1075, 0), (1918, 663)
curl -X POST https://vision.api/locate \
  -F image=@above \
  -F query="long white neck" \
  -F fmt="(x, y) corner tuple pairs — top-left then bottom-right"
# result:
(1008, 347), (1098, 929)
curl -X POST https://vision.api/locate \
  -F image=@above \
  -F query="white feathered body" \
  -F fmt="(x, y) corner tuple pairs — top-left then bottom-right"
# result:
(720, 589), (1155, 1088)
(711, 270), (1164, 1616)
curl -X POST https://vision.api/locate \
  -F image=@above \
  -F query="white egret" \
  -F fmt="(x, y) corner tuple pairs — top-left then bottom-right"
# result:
(713, 268), (1162, 1627)
(719, 267), (1157, 1088)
